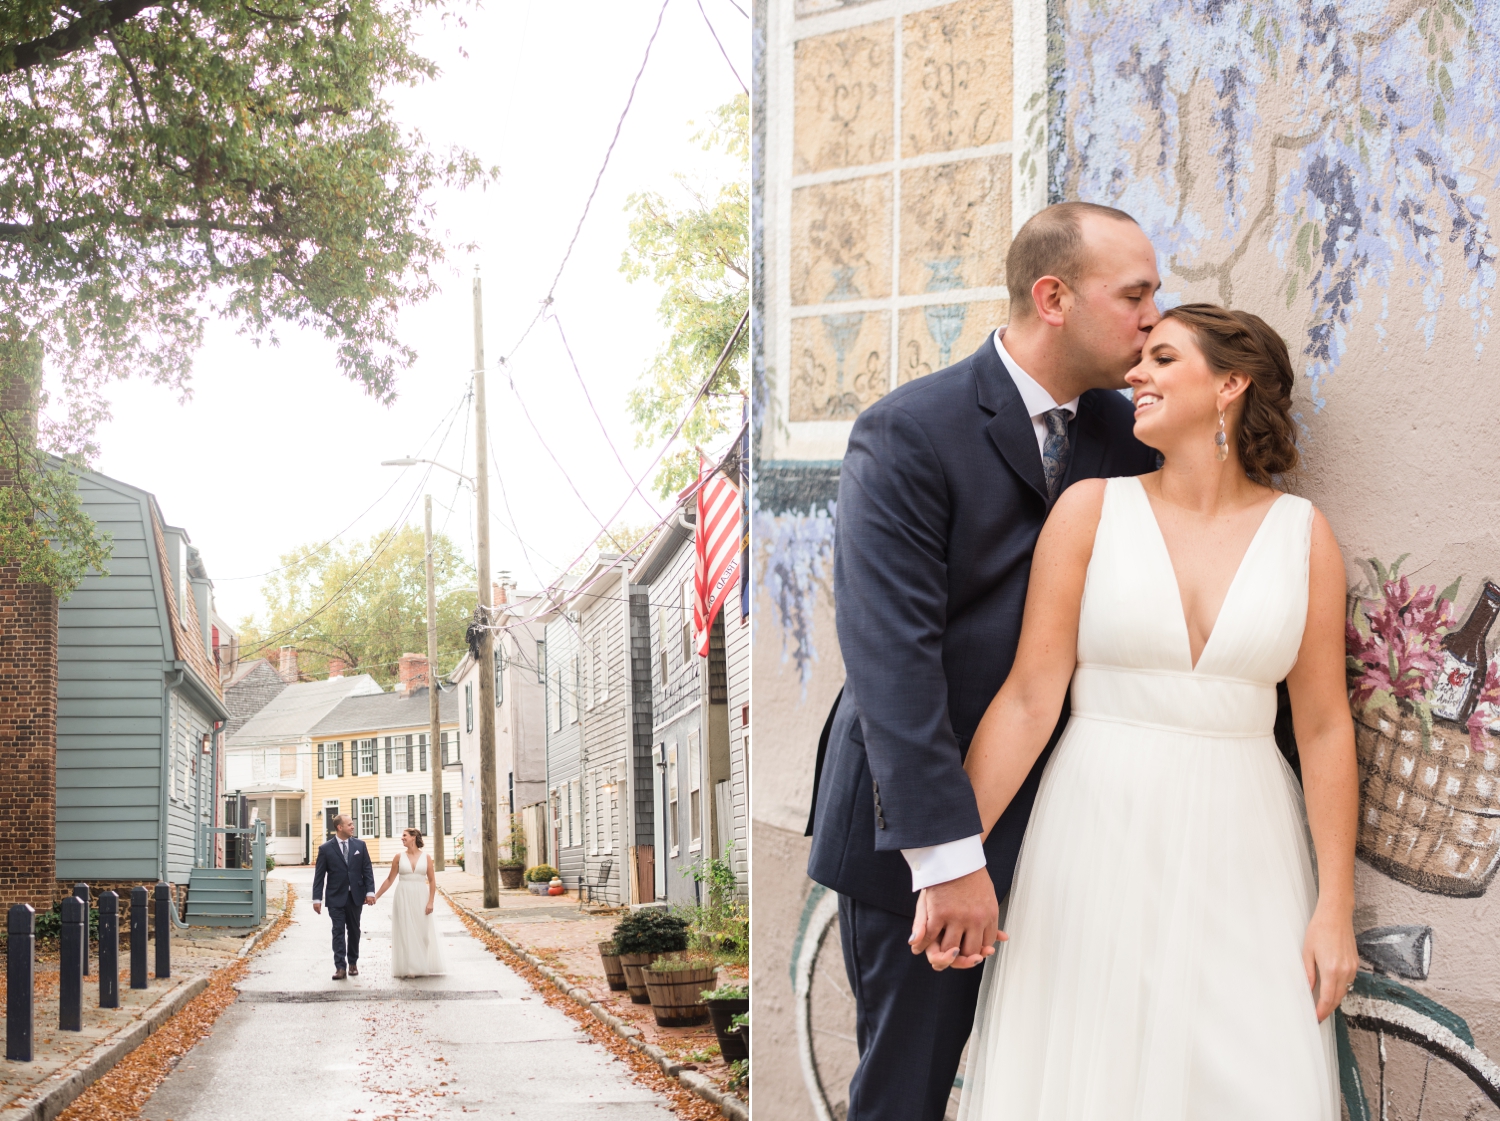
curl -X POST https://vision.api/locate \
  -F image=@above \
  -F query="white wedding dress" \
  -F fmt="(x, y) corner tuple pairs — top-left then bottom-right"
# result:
(390, 852), (446, 978)
(959, 477), (1337, 1120)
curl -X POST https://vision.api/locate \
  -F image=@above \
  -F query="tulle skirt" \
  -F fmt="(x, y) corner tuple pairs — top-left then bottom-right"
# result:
(958, 715), (1338, 1121)
(391, 875), (446, 978)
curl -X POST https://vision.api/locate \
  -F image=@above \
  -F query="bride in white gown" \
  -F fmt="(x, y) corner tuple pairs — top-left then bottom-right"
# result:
(935, 305), (1359, 1120)
(374, 828), (446, 978)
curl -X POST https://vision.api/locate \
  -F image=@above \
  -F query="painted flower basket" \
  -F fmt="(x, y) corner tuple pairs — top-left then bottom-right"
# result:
(644, 956), (718, 1027)
(1348, 562), (1500, 897)
(598, 941), (628, 991)
(1354, 707), (1500, 897)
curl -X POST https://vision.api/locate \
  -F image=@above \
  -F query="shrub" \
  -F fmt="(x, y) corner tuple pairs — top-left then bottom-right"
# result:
(507, 815), (527, 866)
(647, 953), (718, 973)
(612, 908), (690, 955)
(266, 855), (277, 871)
(701, 983), (748, 1001)
(524, 864), (558, 883)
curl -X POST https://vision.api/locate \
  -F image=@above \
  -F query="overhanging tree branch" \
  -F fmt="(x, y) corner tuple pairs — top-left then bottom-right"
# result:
(2, 0), (166, 76)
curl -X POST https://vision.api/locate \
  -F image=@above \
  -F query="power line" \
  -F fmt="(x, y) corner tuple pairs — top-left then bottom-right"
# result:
(695, 0), (746, 94)
(502, 0), (673, 364)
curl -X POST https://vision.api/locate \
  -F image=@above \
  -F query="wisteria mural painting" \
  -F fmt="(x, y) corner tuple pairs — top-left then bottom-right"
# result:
(1057, 0), (1499, 407)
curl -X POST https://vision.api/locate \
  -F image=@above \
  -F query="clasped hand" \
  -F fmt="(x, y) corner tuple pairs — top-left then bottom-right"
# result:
(908, 867), (1007, 971)
(311, 894), (376, 915)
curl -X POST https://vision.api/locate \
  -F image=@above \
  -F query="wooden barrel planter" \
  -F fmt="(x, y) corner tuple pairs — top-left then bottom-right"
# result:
(618, 952), (660, 1003)
(598, 942), (628, 991)
(707, 996), (749, 1062)
(644, 961), (718, 1027)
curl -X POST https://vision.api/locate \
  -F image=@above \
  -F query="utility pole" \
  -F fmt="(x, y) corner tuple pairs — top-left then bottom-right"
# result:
(425, 495), (444, 871)
(473, 272), (500, 909)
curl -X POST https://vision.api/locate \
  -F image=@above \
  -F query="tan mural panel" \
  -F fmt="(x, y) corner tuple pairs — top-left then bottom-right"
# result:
(902, 1), (1012, 157)
(794, 22), (894, 174)
(898, 298), (1007, 384)
(790, 174), (893, 307)
(899, 156), (1009, 296)
(789, 309), (890, 421)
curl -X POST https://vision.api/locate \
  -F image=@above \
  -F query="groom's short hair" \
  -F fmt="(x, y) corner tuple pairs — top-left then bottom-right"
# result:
(1007, 202), (1140, 318)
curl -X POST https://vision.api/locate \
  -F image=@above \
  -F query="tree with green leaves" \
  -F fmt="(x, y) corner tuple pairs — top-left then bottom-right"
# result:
(0, 0), (491, 593)
(622, 93), (747, 499)
(238, 524), (475, 687)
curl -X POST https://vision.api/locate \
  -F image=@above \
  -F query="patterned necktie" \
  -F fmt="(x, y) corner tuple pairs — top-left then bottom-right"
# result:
(1041, 408), (1072, 503)
(340, 839), (349, 864)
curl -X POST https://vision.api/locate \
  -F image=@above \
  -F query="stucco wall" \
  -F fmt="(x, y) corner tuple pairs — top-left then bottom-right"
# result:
(754, 0), (1500, 1116)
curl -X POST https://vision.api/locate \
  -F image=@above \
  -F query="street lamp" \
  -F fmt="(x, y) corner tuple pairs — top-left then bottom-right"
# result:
(381, 457), (475, 485)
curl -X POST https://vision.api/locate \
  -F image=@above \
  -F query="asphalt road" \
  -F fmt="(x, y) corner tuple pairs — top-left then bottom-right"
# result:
(141, 865), (675, 1120)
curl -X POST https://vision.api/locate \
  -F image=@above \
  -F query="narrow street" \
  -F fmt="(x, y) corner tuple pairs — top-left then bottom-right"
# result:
(140, 867), (677, 1120)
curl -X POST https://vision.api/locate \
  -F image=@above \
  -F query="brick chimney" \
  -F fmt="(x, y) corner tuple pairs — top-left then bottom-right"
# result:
(327, 658), (346, 679)
(278, 645), (299, 683)
(397, 653), (430, 696)
(494, 581), (507, 605)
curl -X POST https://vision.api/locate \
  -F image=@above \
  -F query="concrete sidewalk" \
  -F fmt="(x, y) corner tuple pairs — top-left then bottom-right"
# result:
(139, 866), (677, 1120)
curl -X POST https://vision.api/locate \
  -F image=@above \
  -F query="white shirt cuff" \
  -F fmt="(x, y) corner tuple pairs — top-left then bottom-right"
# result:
(902, 834), (986, 891)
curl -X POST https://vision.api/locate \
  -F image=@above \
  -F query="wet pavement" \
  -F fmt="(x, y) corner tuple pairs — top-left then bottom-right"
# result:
(140, 866), (676, 1120)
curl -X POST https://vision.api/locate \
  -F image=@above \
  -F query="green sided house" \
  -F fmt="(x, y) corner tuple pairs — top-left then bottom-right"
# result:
(57, 465), (234, 906)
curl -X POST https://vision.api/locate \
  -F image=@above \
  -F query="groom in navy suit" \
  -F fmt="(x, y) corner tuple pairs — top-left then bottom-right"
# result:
(312, 813), (377, 980)
(807, 203), (1163, 1121)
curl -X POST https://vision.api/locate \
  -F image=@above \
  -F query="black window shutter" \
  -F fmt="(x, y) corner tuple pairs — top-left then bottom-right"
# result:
(317, 743), (324, 779)
(418, 735), (426, 772)
(385, 796), (392, 837)
(419, 793), (428, 834)
(385, 737), (392, 773)
(443, 792), (452, 835)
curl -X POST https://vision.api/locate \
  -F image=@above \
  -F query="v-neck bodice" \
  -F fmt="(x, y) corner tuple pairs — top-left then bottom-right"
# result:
(1070, 477), (1313, 739)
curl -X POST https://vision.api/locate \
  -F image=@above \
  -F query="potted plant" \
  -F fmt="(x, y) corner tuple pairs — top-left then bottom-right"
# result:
(701, 983), (749, 1061)
(598, 940), (627, 991)
(525, 865), (558, 896)
(612, 909), (689, 1004)
(730, 1012), (748, 1067)
(500, 818), (527, 889)
(644, 954), (718, 1027)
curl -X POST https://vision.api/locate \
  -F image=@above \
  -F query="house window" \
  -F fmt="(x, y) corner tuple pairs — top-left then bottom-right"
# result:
(465, 683), (473, 733)
(440, 730), (459, 767)
(571, 779), (582, 849)
(688, 729), (702, 851)
(394, 795), (408, 834)
(681, 579), (694, 664)
(419, 793), (428, 835)
(384, 796), (393, 838)
(443, 792), (453, 836)
(275, 798), (301, 838)
(607, 776), (618, 856)
(327, 742), (344, 778)
(358, 738), (377, 776)
(658, 607), (670, 684)
(359, 797), (378, 839)
(667, 744), (679, 856)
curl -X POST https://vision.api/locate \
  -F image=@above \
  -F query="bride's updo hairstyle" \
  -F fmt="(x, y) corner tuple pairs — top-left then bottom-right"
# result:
(1158, 303), (1299, 487)
(404, 828), (425, 849)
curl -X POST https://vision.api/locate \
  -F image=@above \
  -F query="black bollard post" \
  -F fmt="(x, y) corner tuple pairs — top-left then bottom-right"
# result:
(6, 903), (34, 1061)
(154, 882), (171, 980)
(59, 896), (83, 1031)
(73, 882), (90, 977)
(130, 886), (148, 989)
(98, 892), (119, 1009)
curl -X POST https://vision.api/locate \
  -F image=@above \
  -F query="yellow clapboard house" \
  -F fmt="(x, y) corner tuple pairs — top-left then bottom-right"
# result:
(309, 655), (462, 865)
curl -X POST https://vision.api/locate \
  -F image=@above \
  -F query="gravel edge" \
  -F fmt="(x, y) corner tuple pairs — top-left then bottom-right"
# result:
(442, 892), (749, 1121)
(0, 908), (279, 1121)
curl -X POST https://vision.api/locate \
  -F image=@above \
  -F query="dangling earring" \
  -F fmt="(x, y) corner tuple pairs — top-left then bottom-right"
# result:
(1214, 410), (1229, 462)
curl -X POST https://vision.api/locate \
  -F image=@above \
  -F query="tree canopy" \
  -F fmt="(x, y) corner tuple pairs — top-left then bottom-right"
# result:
(237, 524), (475, 687)
(0, 0), (491, 592)
(622, 93), (747, 499)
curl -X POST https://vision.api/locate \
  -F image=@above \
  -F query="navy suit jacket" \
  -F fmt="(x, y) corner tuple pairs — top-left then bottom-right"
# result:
(806, 334), (1158, 917)
(312, 836), (376, 908)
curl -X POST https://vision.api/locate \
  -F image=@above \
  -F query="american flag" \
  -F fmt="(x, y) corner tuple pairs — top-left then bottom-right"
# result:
(693, 456), (741, 657)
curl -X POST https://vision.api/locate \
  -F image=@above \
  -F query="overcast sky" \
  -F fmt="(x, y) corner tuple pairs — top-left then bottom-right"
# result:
(84, 0), (747, 628)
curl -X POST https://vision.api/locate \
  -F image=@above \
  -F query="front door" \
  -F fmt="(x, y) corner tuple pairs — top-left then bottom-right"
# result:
(324, 801), (339, 841)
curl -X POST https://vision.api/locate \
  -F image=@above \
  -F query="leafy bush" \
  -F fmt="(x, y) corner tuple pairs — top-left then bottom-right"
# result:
(701, 983), (748, 1001)
(647, 953), (718, 973)
(524, 864), (558, 883)
(727, 1058), (748, 1094)
(681, 845), (747, 960)
(506, 816), (527, 866)
(612, 908), (690, 954)
(266, 855), (277, 871)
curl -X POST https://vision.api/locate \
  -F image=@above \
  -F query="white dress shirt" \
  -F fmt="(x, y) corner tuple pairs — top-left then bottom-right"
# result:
(899, 329), (1079, 892)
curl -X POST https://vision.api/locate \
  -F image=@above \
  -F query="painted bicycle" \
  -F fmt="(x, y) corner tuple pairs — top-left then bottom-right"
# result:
(793, 888), (1500, 1121)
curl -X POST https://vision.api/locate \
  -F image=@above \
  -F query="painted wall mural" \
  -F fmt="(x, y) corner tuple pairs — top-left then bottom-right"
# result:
(756, 1), (1500, 1118)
